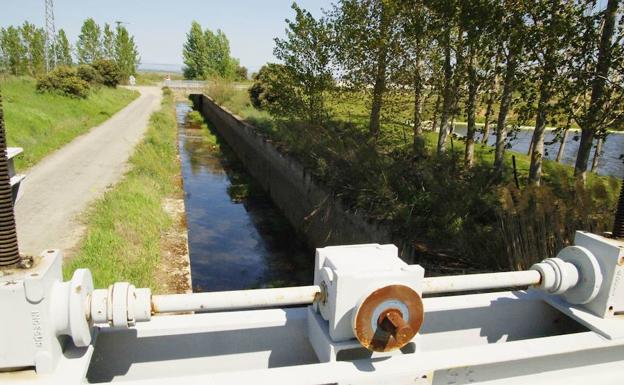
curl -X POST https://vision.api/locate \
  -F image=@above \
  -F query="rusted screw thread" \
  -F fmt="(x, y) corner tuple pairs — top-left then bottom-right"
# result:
(0, 87), (20, 267)
(378, 309), (412, 344)
(614, 178), (624, 239)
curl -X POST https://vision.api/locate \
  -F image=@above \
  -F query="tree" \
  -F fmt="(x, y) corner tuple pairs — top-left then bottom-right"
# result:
(55, 29), (73, 66)
(114, 25), (140, 79)
(183, 22), (241, 80)
(525, 1), (584, 186)
(207, 29), (237, 78)
(461, 0), (497, 166)
(183, 21), (209, 79)
(428, 0), (460, 154)
(76, 18), (102, 64)
(21, 22), (46, 76)
(573, 0), (622, 182)
(0, 26), (26, 75)
(493, 0), (526, 175)
(332, 0), (402, 138)
(102, 23), (116, 60)
(396, 0), (432, 152)
(274, 3), (334, 123)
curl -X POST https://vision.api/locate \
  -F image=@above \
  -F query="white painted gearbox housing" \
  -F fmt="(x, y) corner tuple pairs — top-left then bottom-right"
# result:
(313, 244), (424, 342)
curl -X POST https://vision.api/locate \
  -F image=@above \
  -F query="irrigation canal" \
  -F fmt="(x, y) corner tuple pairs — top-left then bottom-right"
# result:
(176, 103), (312, 292)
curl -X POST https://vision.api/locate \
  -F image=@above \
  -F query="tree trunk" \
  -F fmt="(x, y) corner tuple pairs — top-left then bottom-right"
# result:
(369, 61), (387, 138)
(464, 45), (477, 166)
(591, 136), (604, 172)
(494, 52), (518, 174)
(556, 127), (570, 163)
(437, 29), (454, 155)
(431, 93), (441, 132)
(528, 60), (555, 186)
(574, 0), (619, 182)
(369, 3), (390, 139)
(481, 93), (495, 144)
(413, 59), (424, 152)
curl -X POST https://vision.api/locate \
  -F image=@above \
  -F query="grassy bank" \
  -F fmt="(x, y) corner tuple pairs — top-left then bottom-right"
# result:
(64, 89), (185, 290)
(1, 76), (138, 170)
(205, 83), (621, 272)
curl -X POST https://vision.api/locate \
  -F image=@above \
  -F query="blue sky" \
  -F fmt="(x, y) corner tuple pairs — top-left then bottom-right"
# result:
(1, 0), (333, 73)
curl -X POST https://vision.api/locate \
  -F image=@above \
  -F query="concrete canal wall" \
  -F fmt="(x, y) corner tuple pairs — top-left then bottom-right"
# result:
(190, 94), (395, 250)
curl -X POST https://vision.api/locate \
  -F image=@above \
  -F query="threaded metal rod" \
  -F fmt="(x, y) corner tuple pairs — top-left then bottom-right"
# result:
(614, 178), (624, 239)
(0, 87), (21, 266)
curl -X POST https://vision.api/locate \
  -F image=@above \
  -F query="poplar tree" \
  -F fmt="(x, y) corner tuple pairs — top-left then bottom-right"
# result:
(102, 23), (116, 60)
(525, 1), (584, 186)
(332, 0), (402, 139)
(0, 26), (26, 75)
(76, 18), (102, 64)
(114, 25), (140, 79)
(183, 21), (209, 79)
(493, 0), (526, 175)
(396, 0), (431, 152)
(20, 22), (46, 76)
(274, 3), (333, 123)
(573, 0), (622, 182)
(55, 29), (73, 66)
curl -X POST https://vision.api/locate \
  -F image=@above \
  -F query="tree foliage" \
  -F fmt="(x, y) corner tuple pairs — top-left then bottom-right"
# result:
(55, 29), (73, 67)
(76, 18), (102, 64)
(114, 25), (140, 79)
(274, 3), (334, 123)
(183, 21), (240, 80)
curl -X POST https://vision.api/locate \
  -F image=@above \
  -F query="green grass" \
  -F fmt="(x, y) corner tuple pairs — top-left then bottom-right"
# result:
(63, 90), (181, 290)
(135, 71), (184, 86)
(1, 76), (138, 170)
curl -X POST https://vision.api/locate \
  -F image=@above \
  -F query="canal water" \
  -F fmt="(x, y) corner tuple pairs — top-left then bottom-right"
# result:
(176, 103), (312, 292)
(453, 124), (624, 178)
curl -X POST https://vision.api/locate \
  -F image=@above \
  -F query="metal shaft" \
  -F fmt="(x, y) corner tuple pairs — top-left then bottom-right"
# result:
(614, 178), (624, 239)
(151, 285), (321, 314)
(0, 87), (21, 267)
(149, 270), (543, 314)
(421, 270), (541, 295)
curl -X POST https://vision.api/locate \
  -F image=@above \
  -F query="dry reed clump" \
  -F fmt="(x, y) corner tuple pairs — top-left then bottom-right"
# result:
(496, 176), (616, 270)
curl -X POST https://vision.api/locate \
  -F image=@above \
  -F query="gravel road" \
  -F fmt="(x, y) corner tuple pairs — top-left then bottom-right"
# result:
(14, 86), (162, 257)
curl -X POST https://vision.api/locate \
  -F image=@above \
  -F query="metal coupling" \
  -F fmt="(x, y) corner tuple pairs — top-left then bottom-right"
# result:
(90, 282), (151, 328)
(531, 257), (579, 295)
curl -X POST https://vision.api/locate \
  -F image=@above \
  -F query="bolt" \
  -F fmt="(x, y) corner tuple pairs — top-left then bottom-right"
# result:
(378, 308), (412, 344)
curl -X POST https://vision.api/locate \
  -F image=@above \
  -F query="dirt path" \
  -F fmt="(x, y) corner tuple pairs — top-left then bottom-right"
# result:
(14, 86), (162, 257)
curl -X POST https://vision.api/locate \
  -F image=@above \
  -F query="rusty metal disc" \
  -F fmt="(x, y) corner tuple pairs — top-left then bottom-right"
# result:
(353, 284), (424, 352)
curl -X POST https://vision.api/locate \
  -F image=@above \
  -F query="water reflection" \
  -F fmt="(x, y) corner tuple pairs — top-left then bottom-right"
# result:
(452, 124), (623, 178)
(176, 103), (312, 292)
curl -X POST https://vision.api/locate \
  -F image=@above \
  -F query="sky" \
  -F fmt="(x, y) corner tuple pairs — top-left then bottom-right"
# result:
(1, 0), (334, 73)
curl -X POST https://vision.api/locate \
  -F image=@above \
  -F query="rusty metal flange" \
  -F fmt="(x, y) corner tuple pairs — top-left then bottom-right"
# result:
(352, 284), (424, 352)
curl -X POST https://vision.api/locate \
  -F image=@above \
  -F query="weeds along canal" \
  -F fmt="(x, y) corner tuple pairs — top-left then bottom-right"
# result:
(176, 102), (312, 292)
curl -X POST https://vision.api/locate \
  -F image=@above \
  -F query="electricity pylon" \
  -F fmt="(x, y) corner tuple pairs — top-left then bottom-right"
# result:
(44, 0), (57, 71)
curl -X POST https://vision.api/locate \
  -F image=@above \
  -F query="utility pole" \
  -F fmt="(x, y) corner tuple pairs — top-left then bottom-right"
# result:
(44, 0), (57, 72)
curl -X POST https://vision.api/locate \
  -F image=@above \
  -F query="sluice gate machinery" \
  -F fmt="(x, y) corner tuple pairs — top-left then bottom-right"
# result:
(1, 230), (624, 384)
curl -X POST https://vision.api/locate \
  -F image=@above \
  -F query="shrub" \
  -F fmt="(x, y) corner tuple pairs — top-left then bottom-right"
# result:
(76, 64), (101, 84)
(92, 59), (123, 87)
(248, 63), (301, 118)
(162, 86), (172, 96)
(37, 66), (90, 98)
